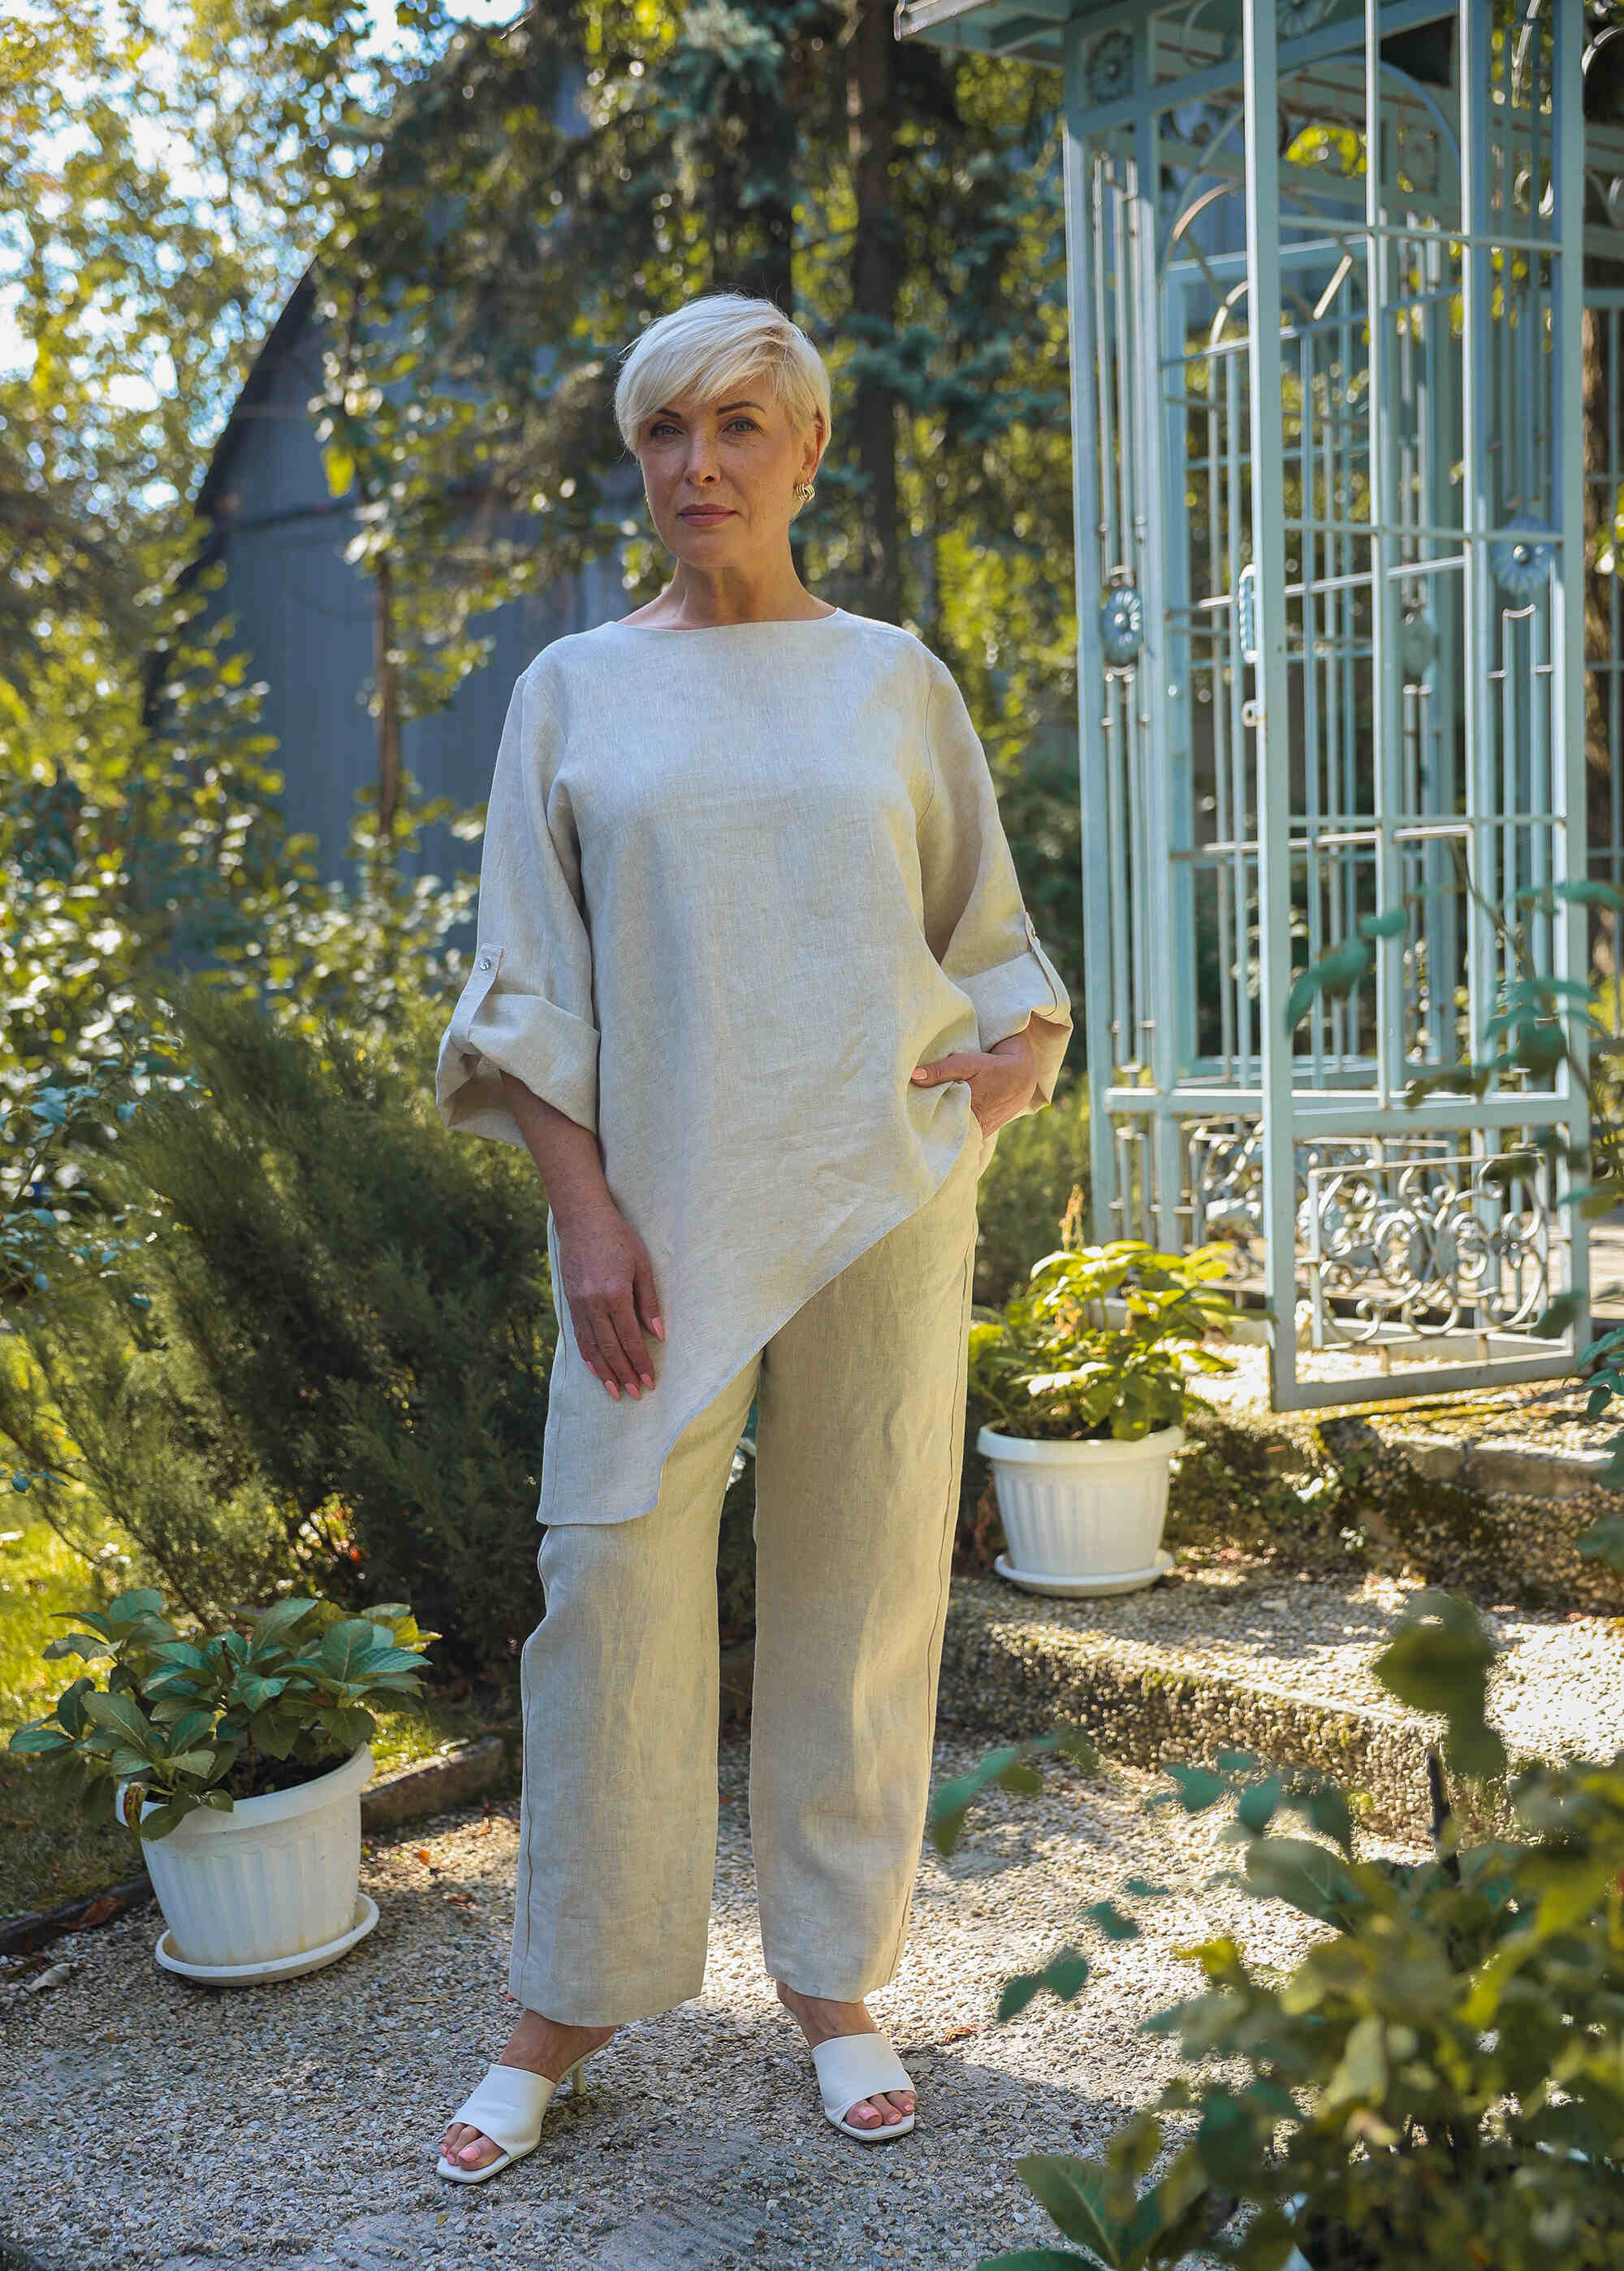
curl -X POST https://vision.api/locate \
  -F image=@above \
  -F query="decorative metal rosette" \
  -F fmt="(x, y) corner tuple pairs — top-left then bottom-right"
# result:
(1277, 0), (1334, 36)
(1084, 28), (1133, 106)
(1490, 513), (1556, 606)
(1099, 582), (1144, 667)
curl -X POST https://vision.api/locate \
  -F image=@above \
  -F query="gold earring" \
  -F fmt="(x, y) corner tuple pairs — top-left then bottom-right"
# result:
(794, 479), (815, 504)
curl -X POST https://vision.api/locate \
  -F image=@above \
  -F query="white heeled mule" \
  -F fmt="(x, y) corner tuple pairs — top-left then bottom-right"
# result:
(436, 2051), (592, 2184)
(810, 2031), (918, 2142)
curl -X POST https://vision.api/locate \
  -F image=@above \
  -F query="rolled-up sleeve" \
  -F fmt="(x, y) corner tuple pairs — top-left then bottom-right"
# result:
(917, 660), (1074, 1116)
(434, 662), (599, 1146)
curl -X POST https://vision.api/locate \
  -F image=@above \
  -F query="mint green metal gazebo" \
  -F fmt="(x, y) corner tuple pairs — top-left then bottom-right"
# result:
(896, 0), (1624, 1410)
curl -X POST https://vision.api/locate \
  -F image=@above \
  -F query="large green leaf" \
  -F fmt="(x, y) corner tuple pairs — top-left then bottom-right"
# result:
(54, 1675), (96, 1737)
(106, 1587), (166, 1625)
(248, 1706), (299, 1758)
(137, 1799), (196, 1840)
(232, 1672), (288, 1714)
(1016, 2161), (1121, 2265)
(161, 1707), (218, 1754)
(1234, 1773), (1285, 1837)
(1531, 1289), (1583, 1340)
(165, 1749), (222, 1778)
(147, 1641), (207, 1669)
(1281, 1780), (1354, 1860)
(81, 1688), (158, 1756)
(1371, 1592), (1506, 1778)
(42, 1631), (114, 1662)
(316, 1704), (376, 1753)
(317, 1618), (380, 1683)
(251, 1597), (319, 1642)
(1242, 1837), (1363, 1930)
(354, 1644), (430, 1680)
(9, 1720), (73, 1754)
(1014, 2157), (1153, 2269)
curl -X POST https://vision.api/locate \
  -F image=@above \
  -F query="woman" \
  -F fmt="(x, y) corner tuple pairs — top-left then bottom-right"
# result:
(433, 291), (1073, 2179)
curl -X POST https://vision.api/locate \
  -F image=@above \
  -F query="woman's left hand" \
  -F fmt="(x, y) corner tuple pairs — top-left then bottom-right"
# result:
(909, 1027), (1039, 1137)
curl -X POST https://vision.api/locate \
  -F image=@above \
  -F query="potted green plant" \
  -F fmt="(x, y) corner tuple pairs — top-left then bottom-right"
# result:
(968, 1238), (1236, 1596)
(9, 1585), (433, 1982)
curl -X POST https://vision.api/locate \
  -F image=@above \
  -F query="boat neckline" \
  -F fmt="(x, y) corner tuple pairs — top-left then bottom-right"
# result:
(604, 606), (848, 632)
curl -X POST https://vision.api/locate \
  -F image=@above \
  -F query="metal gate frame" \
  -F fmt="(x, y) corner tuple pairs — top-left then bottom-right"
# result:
(1062, 0), (1595, 1408)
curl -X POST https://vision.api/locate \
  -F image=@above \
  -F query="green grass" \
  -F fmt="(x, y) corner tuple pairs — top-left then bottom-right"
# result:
(0, 1515), (515, 1918)
(0, 1514), (146, 1915)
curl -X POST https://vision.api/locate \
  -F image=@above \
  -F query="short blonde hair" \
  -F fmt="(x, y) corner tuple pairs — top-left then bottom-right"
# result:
(614, 292), (832, 466)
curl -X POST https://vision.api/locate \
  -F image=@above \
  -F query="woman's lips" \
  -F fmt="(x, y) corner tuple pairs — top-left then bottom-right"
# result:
(680, 508), (732, 521)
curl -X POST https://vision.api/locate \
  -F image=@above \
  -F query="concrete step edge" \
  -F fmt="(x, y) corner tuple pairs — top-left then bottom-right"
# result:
(1384, 1432), (1619, 1500)
(937, 1591), (1440, 1838)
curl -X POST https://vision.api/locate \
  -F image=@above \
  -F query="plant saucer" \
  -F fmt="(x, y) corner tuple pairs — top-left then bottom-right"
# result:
(993, 1549), (1173, 1601)
(153, 1892), (378, 1987)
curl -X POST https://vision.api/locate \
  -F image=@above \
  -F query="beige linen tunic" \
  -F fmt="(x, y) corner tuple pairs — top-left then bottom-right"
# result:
(434, 606), (1074, 1527)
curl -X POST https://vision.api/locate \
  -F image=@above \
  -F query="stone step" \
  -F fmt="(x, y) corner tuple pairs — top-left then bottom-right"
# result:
(935, 1568), (1624, 1838)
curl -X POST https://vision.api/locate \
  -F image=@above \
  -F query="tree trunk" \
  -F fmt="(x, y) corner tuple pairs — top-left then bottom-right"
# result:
(374, 554), (402, 842)
(847, 0), (901, 624)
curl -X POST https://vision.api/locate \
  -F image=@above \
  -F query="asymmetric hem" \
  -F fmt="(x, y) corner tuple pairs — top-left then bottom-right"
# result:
(434, 608), (1074, 1525)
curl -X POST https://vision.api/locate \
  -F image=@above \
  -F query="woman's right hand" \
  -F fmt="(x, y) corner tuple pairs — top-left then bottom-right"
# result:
(553, 1199), (663, 1401)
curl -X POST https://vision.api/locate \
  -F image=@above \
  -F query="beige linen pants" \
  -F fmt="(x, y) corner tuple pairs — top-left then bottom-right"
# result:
(510, 1130), (981, 2025)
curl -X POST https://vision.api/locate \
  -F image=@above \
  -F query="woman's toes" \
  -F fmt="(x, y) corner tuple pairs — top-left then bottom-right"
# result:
(844, 2090), (913, 2127)
(457, 2131), (499, 2166)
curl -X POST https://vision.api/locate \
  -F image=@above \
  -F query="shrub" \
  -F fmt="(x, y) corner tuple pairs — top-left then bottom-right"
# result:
(933, 1565), (1624, 2271)
(0, 981), (558, 1670)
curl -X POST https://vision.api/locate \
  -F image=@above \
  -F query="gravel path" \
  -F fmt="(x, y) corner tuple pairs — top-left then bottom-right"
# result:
(0, 1733), (1401, 2271)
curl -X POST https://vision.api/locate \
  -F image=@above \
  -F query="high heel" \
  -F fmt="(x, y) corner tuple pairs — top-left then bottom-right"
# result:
(435, 2050), (593, 2185)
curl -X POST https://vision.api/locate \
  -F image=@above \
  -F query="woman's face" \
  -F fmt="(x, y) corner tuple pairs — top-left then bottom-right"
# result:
(635, 383), (823, 565)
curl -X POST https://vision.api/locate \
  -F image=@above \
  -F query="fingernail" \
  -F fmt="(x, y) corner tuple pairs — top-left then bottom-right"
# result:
(910, 1068), (926, 1080)
(652, 1317), (664, 1340)
(605, 1380), (620, 1399)
(641, 1373), (655, 1390)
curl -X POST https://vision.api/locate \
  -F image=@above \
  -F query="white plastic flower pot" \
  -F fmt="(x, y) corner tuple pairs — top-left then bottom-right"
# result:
(116, 1743), (372, 1971)
(977, 1422), (1184, 1597)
